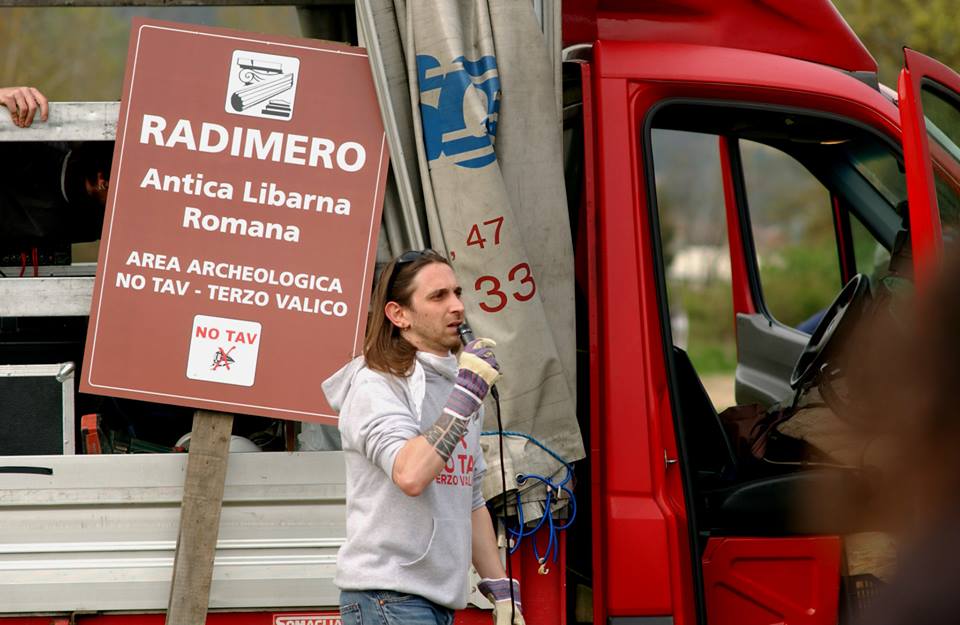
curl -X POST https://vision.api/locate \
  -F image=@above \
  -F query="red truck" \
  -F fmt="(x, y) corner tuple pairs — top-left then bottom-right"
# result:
(564, 2), (960, 625)
(2, 2), (960, 624)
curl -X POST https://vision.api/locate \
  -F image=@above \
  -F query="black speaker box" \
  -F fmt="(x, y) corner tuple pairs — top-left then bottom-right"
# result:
(0, 363), (75, 455)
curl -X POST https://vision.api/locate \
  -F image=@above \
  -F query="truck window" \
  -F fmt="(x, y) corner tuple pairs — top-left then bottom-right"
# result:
(648, 101), (922, 421)
(850, 212), (891, 279)
(740, 140), (842, 330)
(653, 128), (735, 410)
(921, 83), (960, 232)
(922, 84), (960, 161)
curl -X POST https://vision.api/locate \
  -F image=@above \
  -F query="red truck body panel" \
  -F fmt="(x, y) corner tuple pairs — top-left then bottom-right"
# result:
(591, 46), (695, 623)
(563, 0), (876, 73)
(719, 134), (757, 318)
(702, 537), (842, 625)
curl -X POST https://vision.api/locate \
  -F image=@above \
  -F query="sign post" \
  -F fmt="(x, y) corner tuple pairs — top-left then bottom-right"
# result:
(81, 19), (389, 622)
(166, 410), (233, 625)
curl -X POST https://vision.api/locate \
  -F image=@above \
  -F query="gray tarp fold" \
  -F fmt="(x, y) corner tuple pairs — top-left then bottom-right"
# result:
(358, 0), (584, 521)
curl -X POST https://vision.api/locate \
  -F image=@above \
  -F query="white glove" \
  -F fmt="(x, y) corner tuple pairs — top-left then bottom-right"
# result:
(478, 577), (525, 625)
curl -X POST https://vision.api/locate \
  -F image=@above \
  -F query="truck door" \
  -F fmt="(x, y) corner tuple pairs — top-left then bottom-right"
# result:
(592, 35), (915, 625)
(898, 48), (960, 284)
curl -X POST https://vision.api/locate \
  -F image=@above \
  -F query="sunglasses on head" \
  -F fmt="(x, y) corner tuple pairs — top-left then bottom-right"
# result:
(384, 249), (440, 299)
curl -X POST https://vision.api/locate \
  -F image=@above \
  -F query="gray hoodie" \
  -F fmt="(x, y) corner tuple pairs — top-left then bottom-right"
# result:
(323, 351), (487, 609)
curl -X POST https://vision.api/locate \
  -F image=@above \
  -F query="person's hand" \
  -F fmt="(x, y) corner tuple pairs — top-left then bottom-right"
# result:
(0, 86), (48, 128)
(459, 337), (501, 389)
(478, 577), (525, 625)
(440, 338), (499, 424)
(427, 337), (501, 460)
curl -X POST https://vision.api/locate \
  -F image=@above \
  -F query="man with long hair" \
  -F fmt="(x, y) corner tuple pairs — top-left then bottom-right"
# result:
(323, 249), (524, 625)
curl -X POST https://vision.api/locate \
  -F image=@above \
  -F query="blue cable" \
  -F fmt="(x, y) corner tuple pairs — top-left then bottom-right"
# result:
(483, 430), (573, 469)
(480, 431), (577, 566)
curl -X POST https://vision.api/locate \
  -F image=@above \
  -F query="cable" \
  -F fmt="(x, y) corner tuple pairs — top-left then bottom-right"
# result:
(491, 386), (517, 625)
(485, 430), (573, 468)
(510, 471), (576, 567)
(460, 322), (516, 620)
(481, 429), (577, 572)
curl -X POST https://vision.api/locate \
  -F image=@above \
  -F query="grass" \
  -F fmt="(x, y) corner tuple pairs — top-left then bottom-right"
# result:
(670, 280), (738, 375)
(668, 244), (844, 376)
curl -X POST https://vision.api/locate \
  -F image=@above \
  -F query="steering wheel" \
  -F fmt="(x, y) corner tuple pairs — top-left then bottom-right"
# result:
(789, 273), (872, 390)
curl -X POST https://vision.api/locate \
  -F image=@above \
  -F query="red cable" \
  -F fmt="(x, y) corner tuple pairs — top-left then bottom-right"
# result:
(31, 247), (39, 277)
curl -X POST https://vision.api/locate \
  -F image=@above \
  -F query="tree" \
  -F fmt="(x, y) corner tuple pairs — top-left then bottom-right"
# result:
(0, 8), (128, 100)
(833, 0), (960, 86)
(0, 6), (301, 102)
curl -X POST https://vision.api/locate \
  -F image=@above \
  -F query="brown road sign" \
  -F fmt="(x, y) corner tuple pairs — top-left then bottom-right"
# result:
(81, 19), (388, 424)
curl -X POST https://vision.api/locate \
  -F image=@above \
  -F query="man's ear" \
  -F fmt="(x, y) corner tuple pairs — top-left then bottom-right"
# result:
(384, 301), (408, 330)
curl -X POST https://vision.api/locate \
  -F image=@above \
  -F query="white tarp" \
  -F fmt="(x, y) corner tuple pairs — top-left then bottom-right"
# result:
(358, 0), (584, 519)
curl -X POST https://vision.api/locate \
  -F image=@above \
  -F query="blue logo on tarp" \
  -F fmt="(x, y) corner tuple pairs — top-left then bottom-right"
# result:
(417, 54), (500, 169)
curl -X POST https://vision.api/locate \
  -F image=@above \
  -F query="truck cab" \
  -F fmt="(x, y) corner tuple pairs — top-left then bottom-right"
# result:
(573, 2), (960, 624)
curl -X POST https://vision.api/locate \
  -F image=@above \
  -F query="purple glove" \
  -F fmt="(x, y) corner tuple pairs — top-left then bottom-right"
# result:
(446, 338), (500, 419)
(425, 338), (500, 462)
(462, 337), (500, 372)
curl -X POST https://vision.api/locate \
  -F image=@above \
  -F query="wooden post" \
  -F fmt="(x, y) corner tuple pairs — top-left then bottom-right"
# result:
(165, 410), (234, 625)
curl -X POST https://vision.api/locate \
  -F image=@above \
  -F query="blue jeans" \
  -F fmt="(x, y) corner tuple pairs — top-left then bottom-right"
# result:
(339, 589), (454, 625)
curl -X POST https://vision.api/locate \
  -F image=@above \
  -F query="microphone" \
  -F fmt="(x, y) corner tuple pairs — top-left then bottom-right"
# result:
(458, 321), (499, 401)
(457, 322), (475, 345)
